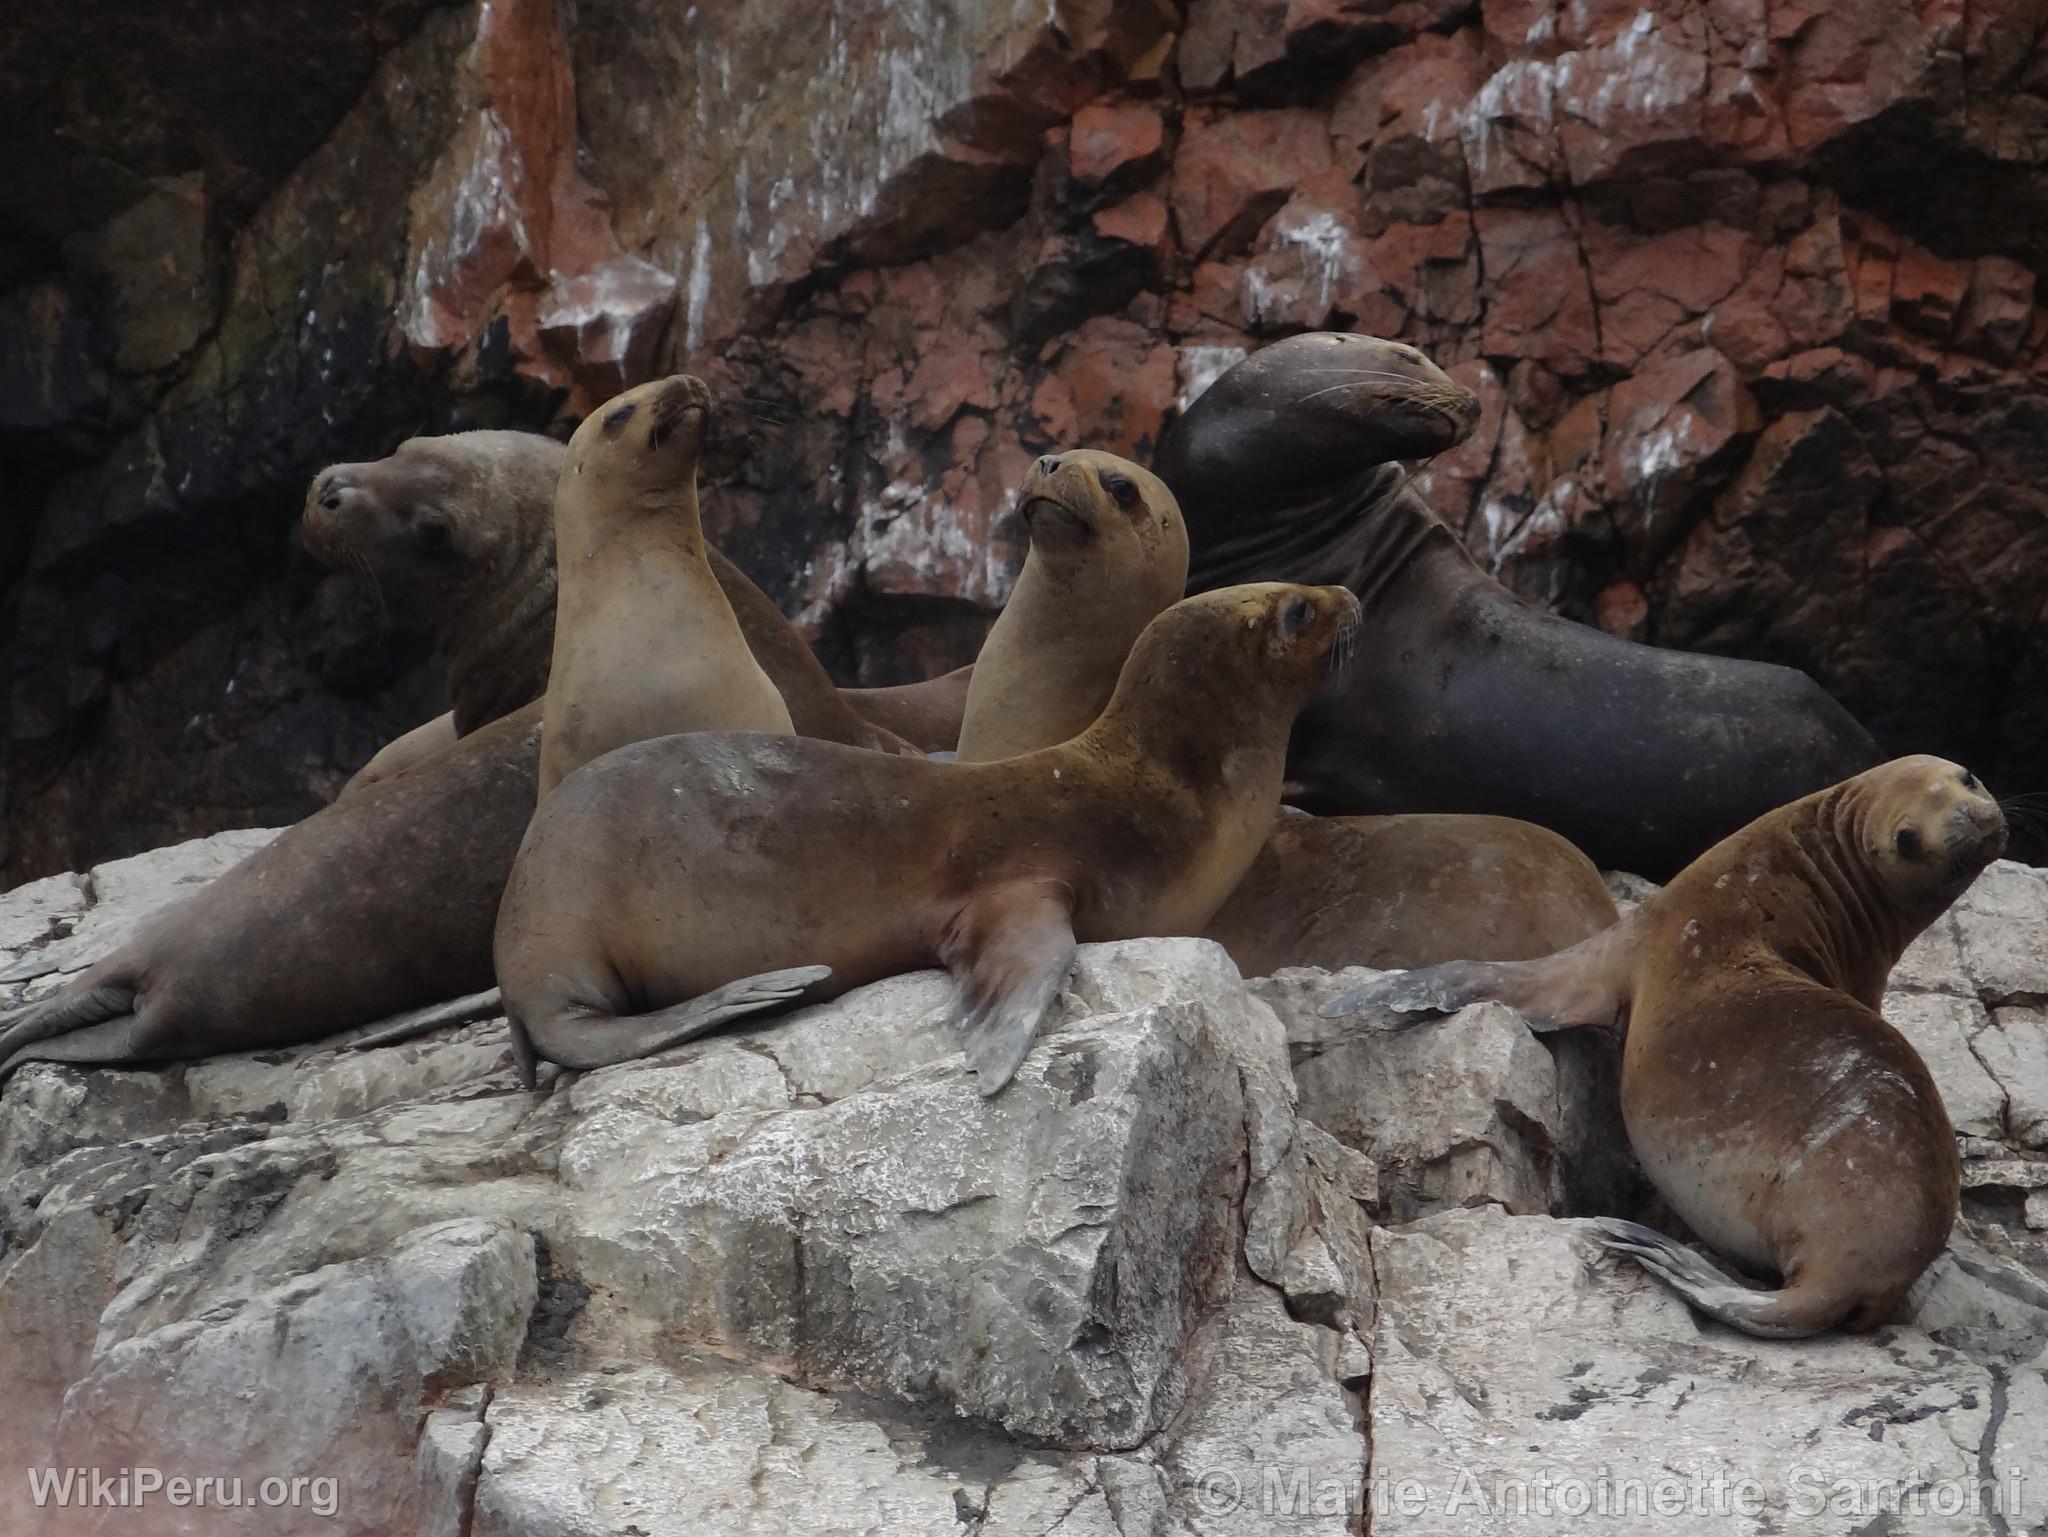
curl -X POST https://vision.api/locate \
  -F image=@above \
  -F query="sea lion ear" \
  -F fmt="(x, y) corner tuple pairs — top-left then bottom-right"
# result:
(940, 879), (1079, 1096)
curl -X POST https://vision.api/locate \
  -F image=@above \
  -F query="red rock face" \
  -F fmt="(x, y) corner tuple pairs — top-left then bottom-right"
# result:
(3, 0), (2045, 878)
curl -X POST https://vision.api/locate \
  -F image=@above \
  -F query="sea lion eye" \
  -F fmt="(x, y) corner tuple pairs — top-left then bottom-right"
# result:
(1100, 471), (1138, 509)
(1895, 826), (1924, 859)
(413, 517), (451, 554)
(601, 401), (638, 436)
(1279, 596), (1316, 637)
(1960, 770), (1978, 790)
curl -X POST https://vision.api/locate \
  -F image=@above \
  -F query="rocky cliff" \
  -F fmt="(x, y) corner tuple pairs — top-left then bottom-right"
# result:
(6, 829), (2048, 1535)
(5, 0), (2045, 880)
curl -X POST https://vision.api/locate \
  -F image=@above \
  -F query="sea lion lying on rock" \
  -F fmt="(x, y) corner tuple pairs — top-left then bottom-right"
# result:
(953, 448), (1617, 972)
(1322, 756), (2006, 1337)
(493, 583), (1363, 1094)
(0, 384), (883, 1079)
(1153, 331), (1882, 880)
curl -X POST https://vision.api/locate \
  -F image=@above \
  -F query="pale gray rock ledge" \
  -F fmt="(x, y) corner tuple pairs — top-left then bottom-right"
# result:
(2, 831), (2047, 1537)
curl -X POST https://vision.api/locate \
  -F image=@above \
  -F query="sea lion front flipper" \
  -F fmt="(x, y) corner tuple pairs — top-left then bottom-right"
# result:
(941, 882), (1079, 1098)
(521, 965), (833, 1074)
(1320, 917), (1638, 1031)
(349, 988), (506, 1051)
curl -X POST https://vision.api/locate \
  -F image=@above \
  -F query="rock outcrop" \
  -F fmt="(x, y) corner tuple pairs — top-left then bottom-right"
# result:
(4, 0), (2045, 881)
(5, 828), (2048, 1535)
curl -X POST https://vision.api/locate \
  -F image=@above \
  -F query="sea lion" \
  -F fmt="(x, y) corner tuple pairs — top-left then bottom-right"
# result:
(538, 375), (792, 796)
(1204, 808), (1615, 975)
(493, 582), (1363, 1094)
(952, 446), (1616, 972)
(0, 710), (539, 1078)
(1321, 756), (2007, 1337)
(305, 429), (914, 799)
(955, 450), (1187, 761)
(1154, 331), (1883, 880)
(306, 430), (559, 736)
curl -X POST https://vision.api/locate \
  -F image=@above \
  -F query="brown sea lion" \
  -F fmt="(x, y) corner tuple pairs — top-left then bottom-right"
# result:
(1322, 756), (2006, 1338)
(956, 450), (1187, 761)
(493, 583), (1363, 1094)
(539, 375), (792, 797)
(952, 446), (1616, 972)
(1205, 809), (1615, 975)
(304, 429), (913, 799)
(306, 430), (559, 736)
(1153, 331), (1882, 880)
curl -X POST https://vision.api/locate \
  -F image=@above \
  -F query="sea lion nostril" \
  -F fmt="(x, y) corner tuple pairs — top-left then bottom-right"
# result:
(1037, 454), (1062, 476)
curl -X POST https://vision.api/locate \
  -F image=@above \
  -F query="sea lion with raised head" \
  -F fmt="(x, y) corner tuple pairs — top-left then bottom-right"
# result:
(306, 430), (560, 737)
(1321, 756), (2006, 1337)
(493, 583), (1362, 1094)
(538, 374), (792, 797)
(952, 446), (1617, 971)
(305, 429), (914, 801)
(955, 450), (1187, 761)
(1153, 332), (1882, 880)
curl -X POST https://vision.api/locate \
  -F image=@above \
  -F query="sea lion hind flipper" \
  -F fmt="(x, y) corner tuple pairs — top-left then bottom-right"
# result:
(0, 980), (137, 1065)
(349, 988), (506, 1051)
(0, 1009), (154, 1081)
(942, 884), (1079, 1098)
(1592, 1218), (1838, 1339)
(1320, 921), (1636, 1031)
(520, 965), (833, 1072)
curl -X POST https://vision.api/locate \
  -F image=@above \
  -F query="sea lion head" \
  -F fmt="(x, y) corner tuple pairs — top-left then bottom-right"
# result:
(1157, 332), (1479, 509)
(1132, 582), (1363, 707)
(1156, 334), (1481, 592)
(1017, 448), (1187, 598)
(564, 373), (714, 506)
(1854, 755), (2007, 913)
(303, 430), (560, 601)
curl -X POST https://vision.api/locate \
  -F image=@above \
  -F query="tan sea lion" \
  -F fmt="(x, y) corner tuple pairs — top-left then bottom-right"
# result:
(538, 375), (792, 797)
(1321, 756), (2007, 1338)
(493, 583), (1363, 1094)
(955, 450), (1187, 762)
(1155, 331), (1881, 879)
(952, 446), (1615, 972)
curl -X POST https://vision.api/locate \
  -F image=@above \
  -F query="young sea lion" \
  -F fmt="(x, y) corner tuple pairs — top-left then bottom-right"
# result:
(1154, 331), (1882, 880)
(952, 446), (1616, 971)
(1321, 757), (2007, 1338)
(538, 375), (792, 797)
(493, 583), (1363, 1095)
(955, 450), (1187, 761)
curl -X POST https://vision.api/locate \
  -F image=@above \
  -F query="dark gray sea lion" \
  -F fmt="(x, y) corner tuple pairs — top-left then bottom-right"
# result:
(1153, 331), (1882, 880)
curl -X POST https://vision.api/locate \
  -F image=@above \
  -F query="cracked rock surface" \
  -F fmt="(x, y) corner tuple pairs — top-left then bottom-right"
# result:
(5, 832), (2048, 1535)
